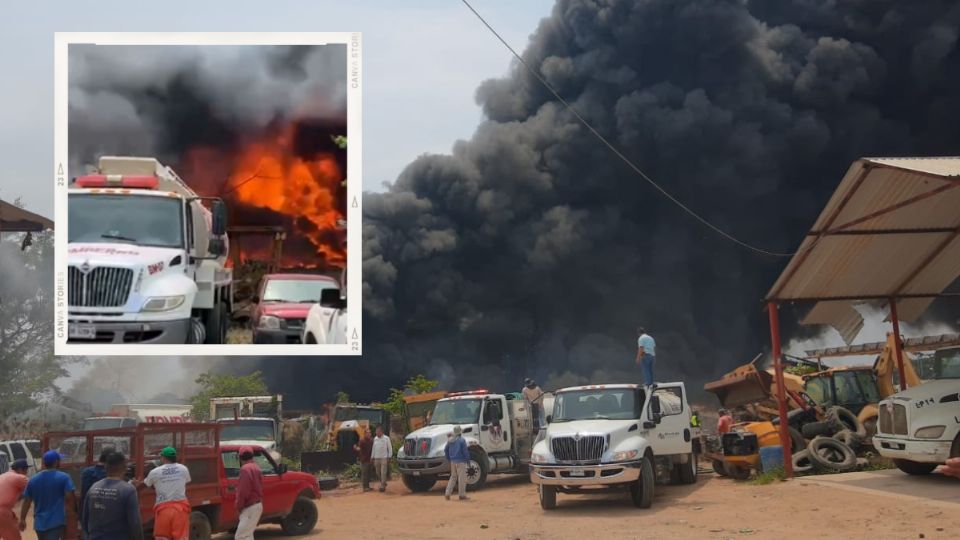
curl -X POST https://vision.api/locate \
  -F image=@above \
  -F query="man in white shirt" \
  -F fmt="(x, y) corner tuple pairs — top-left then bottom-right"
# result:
(635, 326), (657, 388)
(370, 425), (393, 493)
(135, 446), (191, 540)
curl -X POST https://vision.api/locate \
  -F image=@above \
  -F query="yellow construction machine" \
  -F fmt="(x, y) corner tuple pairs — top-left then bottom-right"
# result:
(402, 391), (448, 433)
(326, 403), (391, 451)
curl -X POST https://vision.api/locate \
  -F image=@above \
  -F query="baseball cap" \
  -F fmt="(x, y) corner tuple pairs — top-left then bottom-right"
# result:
(239, 446), (255, 459)
(452, 426), (462, 436)
(160, 447), (177, 459)
(10, 459), (29, 471)
(42, 450), (62, 467)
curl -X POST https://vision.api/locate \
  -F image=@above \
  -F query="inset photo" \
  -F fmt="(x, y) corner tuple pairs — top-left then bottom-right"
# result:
(54, 33), (361, 356)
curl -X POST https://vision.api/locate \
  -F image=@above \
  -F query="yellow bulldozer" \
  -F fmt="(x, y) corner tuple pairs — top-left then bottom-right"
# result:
(326, 403), (392, 451)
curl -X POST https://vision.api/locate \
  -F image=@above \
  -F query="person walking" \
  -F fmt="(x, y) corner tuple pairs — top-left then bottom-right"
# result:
(443, 426), (470, 501)
(79, 450), (112, 514)
(80, 452), (143, 540)
(352, 428), (375, 492)
(0, 459), (30, 540)
(235, 447), (263, 540)
(635, 326), (657, 388)
(19, 451), (76, 540)
(370, 425), (392, 493)
(136, 447), (190, 540)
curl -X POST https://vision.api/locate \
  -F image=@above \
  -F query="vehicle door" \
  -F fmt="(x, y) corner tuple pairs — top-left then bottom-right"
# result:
(647, 385), (692, 455)
(252, 450), (295, 518)
(479, 398), (511, 453)
(219, 450), (242, 527)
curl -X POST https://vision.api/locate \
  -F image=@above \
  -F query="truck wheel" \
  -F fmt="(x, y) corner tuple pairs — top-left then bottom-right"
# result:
(792, 449), (814, 474)
(465, 449), (488, 491)
(204, 301), (227, 344)
(827, 406), (866, 438)
(539, 484), (557, 510)
(801, 421), (835, 439)
(788, 427), (806, 454)
(711, 459), (727, 477)
(807, 436), (857, 472)
(280, 496), (319, 535)
(678, 451), (698, 484)
(630, 455), (655, 508)
(892, 459), (938, 476)
(723, 462), (752, 480)
(189, 511), (212, 540)
(402, 474), (437, 493)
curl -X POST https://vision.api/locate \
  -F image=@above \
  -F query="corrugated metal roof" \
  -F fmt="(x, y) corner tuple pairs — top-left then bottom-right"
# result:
(0, 199), (54, 231)
(767, 157), (960, 333)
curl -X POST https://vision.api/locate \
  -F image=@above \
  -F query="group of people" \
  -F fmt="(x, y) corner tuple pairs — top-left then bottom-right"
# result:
(0, 445), (266, 540)
(352, 425), (393, 493)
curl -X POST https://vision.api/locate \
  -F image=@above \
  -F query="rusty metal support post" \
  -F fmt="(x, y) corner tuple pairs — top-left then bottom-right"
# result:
(767, 301), (794, 477)
(889, 298), (908, 391)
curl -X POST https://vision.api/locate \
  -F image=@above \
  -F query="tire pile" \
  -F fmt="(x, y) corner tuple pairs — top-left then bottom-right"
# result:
(792, 406), (869, 474)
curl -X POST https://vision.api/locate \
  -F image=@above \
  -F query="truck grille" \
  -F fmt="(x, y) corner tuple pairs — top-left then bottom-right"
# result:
(403, 438), (432, 457)
(551, 435), (605, 463)
(285, 318), (306, 329)
(879, 403), (908, 435)
(68, 266), (134, 307)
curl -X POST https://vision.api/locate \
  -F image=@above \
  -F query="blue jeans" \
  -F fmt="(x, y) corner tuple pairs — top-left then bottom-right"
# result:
(641, 355), (655, 385)
(37, 526), (66, 540)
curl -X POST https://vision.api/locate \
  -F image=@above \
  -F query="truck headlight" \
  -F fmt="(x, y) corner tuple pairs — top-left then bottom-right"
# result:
(914, 426), (946, 439)
(612, 450), (639, 461)
(531, 453), (551, 464)
(141, 295), (185, 311)
(259, 315), (281, 329)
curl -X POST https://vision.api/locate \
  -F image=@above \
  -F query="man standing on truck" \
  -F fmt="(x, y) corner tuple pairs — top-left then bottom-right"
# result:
(19, 451), (76, 540)
(352, 427), (375, 492)
(371, 425), (392, 493)
(137, 447), (190, 540)
(443, 426), (470, 501)
(635, 327), (657, 388)
(235, 447), (263, 540)
(81, 452), (143, 540)
(522, 379), (545, 431)
(0, 459), (29, 540)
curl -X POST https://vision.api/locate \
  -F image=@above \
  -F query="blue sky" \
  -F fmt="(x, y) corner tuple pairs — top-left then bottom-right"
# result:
(0, 0), (555, 218)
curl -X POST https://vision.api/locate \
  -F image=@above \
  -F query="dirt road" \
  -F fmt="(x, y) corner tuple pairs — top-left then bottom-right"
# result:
(233, 471), (959, 540)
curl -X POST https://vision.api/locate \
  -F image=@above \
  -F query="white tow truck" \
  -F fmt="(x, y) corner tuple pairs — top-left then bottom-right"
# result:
(210, 395), (284, 461)
(397, 389), (539, 492)
(67, 156), (232, 344)
(873, 375), (960, 475)
(530, 383), (698, 510)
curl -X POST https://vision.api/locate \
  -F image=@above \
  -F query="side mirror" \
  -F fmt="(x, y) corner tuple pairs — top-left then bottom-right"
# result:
(546, 414), (553, 424)
(211, 199), (228, 237)
(207, 237), (226, 256)
(320, 288), (345, 310)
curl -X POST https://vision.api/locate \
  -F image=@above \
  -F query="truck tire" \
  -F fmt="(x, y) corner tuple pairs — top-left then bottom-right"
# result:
(539, 484), (557, 510)
(807, 437), (857, 472)
(189, 511), (212, 540)
(892, 459), (938, 476)
(678, 451), (698, 484)
(465, 449), (488, 491)
(317, 476), (339, 490)
(827, 406), (866, 438)
(204, 301), (227, 344)
(711, 459), (727, 476)
(832, 429), (862, 451)
(723, 462), (751, 480)
(788, 427), (806, 453)
(402, 474), (437, 493)
(801, 421), (834, 439)
(281, 496), (319, 535)
(792, 449), (814, 474)
(630, 455), (655, 508)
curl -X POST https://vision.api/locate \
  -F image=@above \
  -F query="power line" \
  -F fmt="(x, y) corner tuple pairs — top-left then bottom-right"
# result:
(460, 0), (808, 258)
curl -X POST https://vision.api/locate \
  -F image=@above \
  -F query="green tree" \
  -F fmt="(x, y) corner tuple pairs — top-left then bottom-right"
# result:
(382, 374), (439, 415)
(190, 371), (270, 419)
(335, 391), (350, 404)
(785, 364), (818, 376)
(0, 220), (69, 419)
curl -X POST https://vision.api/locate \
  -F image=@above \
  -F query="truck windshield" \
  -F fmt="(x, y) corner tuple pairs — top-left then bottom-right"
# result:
(333, 407), (385, 424)
(69, 194), (184, 249)
(553, 389), (638, 421)
(430, 399), (481, 425)
(82, 418), (128, 430)
(931, 348), (960, 379)
(262, 279), (337, 303)
(220, 421), (275, 441)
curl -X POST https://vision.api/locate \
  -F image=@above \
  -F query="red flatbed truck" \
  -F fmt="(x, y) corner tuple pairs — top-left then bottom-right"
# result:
(43, 422), (320, 539)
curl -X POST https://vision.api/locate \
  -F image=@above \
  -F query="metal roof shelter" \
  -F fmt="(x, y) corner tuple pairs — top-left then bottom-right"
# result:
(0, 199), (53, 232)
(764, 156), (960, 477)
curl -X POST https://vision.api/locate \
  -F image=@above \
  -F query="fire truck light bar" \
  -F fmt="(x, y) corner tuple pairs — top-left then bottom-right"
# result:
(75, 175), (159, 189)
(447, 389), (489, 397)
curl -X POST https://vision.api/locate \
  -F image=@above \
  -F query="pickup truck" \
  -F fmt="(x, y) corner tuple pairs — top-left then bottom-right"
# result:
(529, 383), (698, 510)
(44, 422), (320, 539)
(873, 378), (960, 475)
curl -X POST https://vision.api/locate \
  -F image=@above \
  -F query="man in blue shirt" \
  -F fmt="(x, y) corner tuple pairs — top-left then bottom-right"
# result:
(80, 449), (112, 513)
(81, 451), (143, 540)
(20, 451), (77, 540)
(635, 326), (657, 388)
(443, 426), (471, 501)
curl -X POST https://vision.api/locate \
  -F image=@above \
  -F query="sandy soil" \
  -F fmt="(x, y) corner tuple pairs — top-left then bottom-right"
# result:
(232, 470), (959, 540)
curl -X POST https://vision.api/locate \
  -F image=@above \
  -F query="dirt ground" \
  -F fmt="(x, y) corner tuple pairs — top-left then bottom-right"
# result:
(238, 470), (960, 540)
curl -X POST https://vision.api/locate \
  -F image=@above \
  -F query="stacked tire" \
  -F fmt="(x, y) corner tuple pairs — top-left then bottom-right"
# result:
(793, 406), (865, 474)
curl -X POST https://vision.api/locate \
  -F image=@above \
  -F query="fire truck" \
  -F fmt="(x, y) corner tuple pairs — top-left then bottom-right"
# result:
(67, 156), (233, 344)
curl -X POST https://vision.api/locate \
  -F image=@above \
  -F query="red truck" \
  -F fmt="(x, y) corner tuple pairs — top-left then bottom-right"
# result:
(43, 423), (320, 539)
(251, 273), (340, 344)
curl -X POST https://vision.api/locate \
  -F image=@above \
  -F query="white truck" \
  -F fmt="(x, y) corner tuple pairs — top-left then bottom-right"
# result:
(302, 267), (347, 345)
(873, 377), (960, 475)
(529, 383), (699, 510)
(397, 390), (539, 492)
(210, 395), (284, 461)
(67, 156), (233, 344)
(81, 404), (193, 430)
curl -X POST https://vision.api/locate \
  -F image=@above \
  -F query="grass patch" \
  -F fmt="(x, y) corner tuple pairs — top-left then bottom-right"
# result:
(750, 468), (786, 485)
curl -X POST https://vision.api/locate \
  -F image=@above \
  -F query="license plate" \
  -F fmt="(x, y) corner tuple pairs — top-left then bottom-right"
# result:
(413, 471), (421, 476)
(568, 468), (586, 477)
(69, 324), (96, 339)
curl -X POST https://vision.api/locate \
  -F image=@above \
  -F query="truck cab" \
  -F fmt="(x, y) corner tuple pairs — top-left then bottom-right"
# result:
(67, 156), (232, 344)
(397, 390), (537, 492)
(302, 268), (348, 345)
(216, 418), (282, 462)
(873, 378), (960, 475)
(530, 383), (697, 510)
(252, 273), (339, 344)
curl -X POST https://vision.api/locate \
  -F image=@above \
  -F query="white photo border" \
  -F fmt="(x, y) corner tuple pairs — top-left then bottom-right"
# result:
(53, 32), (362, 356)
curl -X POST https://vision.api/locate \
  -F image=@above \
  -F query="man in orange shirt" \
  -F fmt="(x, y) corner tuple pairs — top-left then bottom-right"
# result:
(716, 409), (734, 434)
(0, 460), (30, 540)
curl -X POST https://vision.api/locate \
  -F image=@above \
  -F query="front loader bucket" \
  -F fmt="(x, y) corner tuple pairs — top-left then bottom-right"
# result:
(704, 369), (774, 408)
